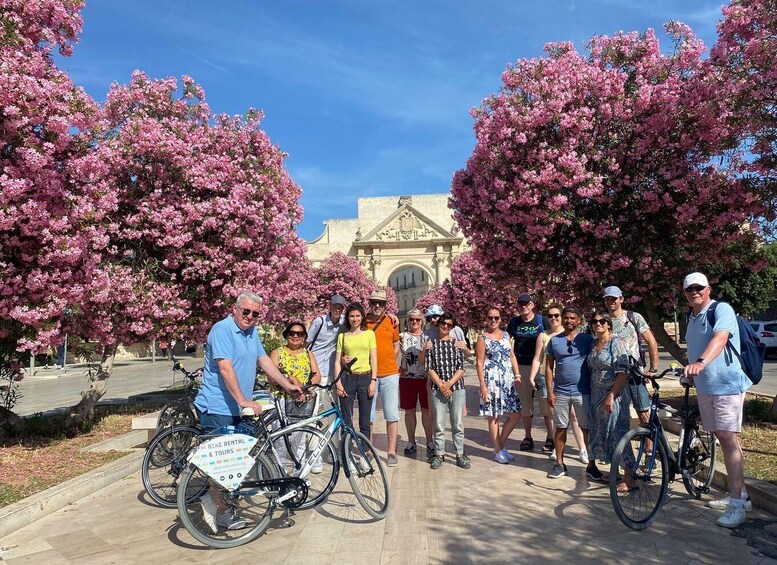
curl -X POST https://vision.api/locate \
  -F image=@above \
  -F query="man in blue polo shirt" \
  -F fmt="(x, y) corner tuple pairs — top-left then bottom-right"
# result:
(195, 290), (302, 429)
(683, 272), (751, 529)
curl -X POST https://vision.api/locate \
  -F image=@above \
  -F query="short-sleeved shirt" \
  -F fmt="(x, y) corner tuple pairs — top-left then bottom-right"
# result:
(425, 339), (465, 391)
(399, 332), (425, 378)
(686, 301), (750, 396)
(611, 311), (649, 362)
(507, 315), (545, 365)
(336, 330), (376, 374)
(367, 315), (400, 377)
(306, 313), (345, 377)
(194, 316), (267, 416)
(547, 332), (594, 396)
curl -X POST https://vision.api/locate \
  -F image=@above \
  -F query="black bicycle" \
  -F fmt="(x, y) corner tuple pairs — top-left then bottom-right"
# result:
(155, 358), (202, 433)
(609, 362), (717, 529)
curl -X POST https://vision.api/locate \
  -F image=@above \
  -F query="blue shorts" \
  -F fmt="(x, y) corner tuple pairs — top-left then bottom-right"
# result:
(370, 374), (400, 422)
(629, 382), (651, 413)
(195, 407), (240, 432)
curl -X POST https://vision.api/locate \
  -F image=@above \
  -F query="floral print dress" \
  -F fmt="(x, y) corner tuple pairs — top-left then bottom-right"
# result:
(587, 336), (632, 465)
(478, 331), (521, 416)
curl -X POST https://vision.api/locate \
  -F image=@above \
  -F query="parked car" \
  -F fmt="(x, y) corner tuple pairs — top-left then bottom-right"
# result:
(749, 321), (777, 358)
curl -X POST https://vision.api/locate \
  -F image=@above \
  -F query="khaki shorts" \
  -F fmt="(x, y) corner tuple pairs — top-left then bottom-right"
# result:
(697, 392), (745, 433)
(518, 364), (551, 418)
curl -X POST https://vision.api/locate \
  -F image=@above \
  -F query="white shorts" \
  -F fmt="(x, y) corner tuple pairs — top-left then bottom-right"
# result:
(697, 393), (745, 433)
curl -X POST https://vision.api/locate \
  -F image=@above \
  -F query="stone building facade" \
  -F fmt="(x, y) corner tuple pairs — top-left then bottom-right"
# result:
(306, 194), (468, 315)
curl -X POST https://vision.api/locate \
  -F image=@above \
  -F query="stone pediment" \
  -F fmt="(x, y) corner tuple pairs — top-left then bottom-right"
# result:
(358, 205), (458, 244)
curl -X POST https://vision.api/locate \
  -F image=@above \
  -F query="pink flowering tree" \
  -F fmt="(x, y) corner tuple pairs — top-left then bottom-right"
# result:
(0, 0), (100, 358)
(415, 283), (454, 316)
(67, 71), (308, 418)
(314, 252), (375, 307)
(451, 21), (770, 361)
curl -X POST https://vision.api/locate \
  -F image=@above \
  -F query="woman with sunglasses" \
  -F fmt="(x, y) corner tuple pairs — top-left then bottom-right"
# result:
(335, 303), (378, 439)
(269, 322), (323, 471)
(527, 304), (587, 462)
(399, 308), (433, 457)
(477, 307), (522, 464)
(586, 309), (634, 490)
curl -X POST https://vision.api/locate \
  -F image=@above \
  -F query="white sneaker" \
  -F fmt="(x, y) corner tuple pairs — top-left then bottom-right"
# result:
(549, 450), (557, 461)
(500, 448), (515, 461)
(717, 503), (747, 528)
(216, 510), (247, 531)
(311, 461), (323, 474)
(579, 450), (589, 465)
(494, 450), (509, 464)
(708, 495), (753, 512)
(200, 492), (246, 533)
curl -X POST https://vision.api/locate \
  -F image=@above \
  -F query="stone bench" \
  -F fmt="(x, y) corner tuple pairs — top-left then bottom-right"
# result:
(131, 410), (161, 444)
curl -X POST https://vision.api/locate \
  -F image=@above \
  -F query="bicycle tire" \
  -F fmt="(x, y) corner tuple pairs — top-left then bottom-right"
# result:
(343, 430), (390, 519)
(609, 427), (668, 530)
(156, 399), (197, 433)
(142, 425), (204, 508)
(177, 451), (278, 549)
(262, 425), (339, 510)
(680, 423), (717, 498)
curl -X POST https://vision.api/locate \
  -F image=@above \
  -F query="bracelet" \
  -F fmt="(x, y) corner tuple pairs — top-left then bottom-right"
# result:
(371, 378), (377, 382)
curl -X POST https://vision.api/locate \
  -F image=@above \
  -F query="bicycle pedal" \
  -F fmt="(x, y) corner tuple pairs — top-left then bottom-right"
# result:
(277, 489), (298, 503)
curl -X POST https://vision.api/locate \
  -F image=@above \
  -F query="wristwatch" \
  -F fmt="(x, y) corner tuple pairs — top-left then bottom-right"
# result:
(696, 357), (707, 366)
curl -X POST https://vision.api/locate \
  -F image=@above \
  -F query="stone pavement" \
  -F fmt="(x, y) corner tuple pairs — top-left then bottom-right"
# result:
(1, 385), (775, 565)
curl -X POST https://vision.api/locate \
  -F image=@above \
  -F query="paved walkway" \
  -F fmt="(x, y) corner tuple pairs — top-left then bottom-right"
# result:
(1, 382), (775, 565)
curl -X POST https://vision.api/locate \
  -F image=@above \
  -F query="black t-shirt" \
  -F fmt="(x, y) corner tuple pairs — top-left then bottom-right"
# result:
(506, 315), (544, 365)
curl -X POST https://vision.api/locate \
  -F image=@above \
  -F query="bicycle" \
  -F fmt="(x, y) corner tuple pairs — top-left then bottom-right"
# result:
(141, 388), (276, 508)
(609, 362), (717, 530)
(176, 362), (390, 548)
(155, 358), (202, 433)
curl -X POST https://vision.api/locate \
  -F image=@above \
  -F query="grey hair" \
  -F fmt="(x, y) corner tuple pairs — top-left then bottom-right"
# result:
(407, 308), (423, 318)
(235, 291), (263, 306)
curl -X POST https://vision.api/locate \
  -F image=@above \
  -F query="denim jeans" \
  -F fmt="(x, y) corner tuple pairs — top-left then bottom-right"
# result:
(429, 388), (466, 457)
(339, 373), (372, 438)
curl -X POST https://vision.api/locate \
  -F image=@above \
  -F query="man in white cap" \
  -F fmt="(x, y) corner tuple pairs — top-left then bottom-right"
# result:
(307, 294), (347, 387)
(683, 272), (752, 528)
(603, 285), (659, 434)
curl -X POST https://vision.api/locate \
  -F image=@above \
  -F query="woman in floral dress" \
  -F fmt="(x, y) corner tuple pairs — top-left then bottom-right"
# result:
(586, 309), (635, 490)
(477, 307), (522, 464)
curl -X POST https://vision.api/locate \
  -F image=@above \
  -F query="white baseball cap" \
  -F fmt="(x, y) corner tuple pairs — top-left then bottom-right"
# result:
(683, 272), (709, 289)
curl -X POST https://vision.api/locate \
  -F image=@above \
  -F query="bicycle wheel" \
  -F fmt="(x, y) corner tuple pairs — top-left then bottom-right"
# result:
(609, 427), (668, 530)
(142, 425), (204, 508)
(681, 423), (717, 498)
(262, 425), (339, 510)
(342, 430), (390, 519)
(177, 451), (278, 549)
(156, 399), (196, 433)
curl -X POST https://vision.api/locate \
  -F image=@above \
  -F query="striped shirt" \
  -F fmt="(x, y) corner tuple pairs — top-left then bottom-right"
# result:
(425, 339), (465, 391)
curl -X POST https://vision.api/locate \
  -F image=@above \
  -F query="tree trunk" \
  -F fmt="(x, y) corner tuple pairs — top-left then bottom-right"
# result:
(0, 406), (23, 434)
(195, 343), (205, 359)
(643, 300), (688, 365)
(71, 343), (117, 421)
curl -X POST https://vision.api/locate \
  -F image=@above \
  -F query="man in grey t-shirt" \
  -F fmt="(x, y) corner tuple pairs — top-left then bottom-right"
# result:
(306, 294), (346, 385)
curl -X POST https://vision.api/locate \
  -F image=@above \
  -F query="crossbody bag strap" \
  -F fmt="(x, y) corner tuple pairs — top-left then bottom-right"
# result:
(307, 315), (326, 350)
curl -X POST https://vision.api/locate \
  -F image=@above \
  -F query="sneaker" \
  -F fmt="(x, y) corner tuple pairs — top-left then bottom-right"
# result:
(579, 449), (589, 465)
(549, 450), (557, 461)
(216, 510), (247, 531)
(200, 492), (220, 534)
(430, 455), (444, 469)
(717, 503), (747, 528)
(707, 495), (753, 512)
(311, 461), (323, 474)
(547, 463), (568, 479)
(403, 442), (416, 455)
(456, 454), (471, 469)
(494, 450), (509, 464)
(586, 465), (605, 482)
(387, 454), (399, 467)
(500, 448), (515, 461)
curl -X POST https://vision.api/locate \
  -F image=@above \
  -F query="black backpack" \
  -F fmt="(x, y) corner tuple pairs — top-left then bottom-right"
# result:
(687, 302), (764, 385)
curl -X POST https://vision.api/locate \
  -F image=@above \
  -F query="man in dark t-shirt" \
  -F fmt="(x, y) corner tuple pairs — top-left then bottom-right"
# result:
(505, 293), (550, 452)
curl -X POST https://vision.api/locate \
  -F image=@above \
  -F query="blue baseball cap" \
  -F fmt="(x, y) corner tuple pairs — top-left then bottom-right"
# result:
(603, 286), (623, 298)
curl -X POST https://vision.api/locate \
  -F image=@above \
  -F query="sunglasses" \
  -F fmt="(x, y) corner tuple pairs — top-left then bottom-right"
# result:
(370, 300), (386, 306)
(439, 321), (454, 329)
(684, 285), (705, 293)
(427, 315), (440, 320)
(487, 316), (501, 321)
(518, 301), (531, 306)
(409, 318), (423, 322)
(567, 340), (574, 354)
(287, 330), (306, 338)
(591, 319), (608, 326)
(240, 308), (261, 318)
(546, 313), (561, 319)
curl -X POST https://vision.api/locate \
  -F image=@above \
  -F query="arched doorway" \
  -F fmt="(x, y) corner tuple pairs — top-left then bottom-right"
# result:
(386, 263), (431, 330)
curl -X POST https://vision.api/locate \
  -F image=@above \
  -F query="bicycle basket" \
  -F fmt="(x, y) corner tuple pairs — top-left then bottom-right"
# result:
(285, 394), (318, 420)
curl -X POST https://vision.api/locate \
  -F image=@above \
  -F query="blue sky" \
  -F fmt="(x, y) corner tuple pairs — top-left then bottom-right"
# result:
(62, 0), (727, 241)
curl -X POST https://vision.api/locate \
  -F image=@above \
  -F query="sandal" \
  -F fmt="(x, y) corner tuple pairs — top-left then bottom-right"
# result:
(617, 482), (639, 493)
(519, 437), (534, 451)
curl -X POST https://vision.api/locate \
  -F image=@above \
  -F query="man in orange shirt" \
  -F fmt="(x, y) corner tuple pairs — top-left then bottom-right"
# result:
(366, 289), (401, 467)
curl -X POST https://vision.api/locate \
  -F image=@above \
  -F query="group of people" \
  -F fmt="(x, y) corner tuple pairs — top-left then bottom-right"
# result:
(193, 270), (753, 529)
